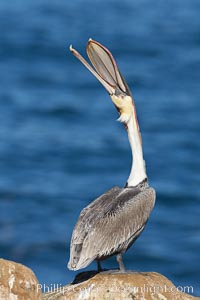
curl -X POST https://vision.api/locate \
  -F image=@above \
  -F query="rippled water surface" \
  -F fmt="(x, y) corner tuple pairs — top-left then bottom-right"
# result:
(0, 0), (200, 296)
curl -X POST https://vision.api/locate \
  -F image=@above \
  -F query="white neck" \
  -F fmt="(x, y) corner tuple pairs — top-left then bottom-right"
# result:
(126, 110), (147, 187)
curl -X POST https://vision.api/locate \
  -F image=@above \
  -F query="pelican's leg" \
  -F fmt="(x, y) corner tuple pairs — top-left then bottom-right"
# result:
(116, 253), (126, 272)
(97, 260), (102, 272)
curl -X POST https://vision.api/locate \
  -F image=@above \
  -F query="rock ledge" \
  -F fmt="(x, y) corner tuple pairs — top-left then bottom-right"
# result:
(0, 259), (199, 300)
(42, 271), (200, 300)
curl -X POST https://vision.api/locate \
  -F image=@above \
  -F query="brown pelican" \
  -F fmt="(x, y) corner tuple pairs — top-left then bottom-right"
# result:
(68, 39), (155, 272)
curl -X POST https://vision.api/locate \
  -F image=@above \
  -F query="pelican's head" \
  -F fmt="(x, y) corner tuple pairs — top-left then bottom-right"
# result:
(70, 39), (134, 124)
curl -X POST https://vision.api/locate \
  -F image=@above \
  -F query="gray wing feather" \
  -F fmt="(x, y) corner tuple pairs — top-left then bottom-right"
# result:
(70, 186), (121, 245)
(68, 186), (155, 270)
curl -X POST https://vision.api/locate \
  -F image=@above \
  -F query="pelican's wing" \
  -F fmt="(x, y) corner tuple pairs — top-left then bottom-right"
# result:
(68, 187), (155, 270)
(68, 186), (122, 269)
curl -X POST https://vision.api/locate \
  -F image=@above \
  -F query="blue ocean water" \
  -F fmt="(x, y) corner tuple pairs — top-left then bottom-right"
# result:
(0, 0), (200, 296)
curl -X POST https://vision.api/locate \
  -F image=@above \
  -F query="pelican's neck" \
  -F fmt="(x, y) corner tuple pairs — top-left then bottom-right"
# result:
(126, 110), (147, 187)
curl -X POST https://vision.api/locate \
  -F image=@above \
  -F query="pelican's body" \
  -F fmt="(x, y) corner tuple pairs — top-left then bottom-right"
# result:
(68, 40), (156, 271)
(69, 182), (155, 270)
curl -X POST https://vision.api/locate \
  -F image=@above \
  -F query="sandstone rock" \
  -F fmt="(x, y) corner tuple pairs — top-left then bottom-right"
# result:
(42, 271), (200, 300)
(0, 258), (42, 300)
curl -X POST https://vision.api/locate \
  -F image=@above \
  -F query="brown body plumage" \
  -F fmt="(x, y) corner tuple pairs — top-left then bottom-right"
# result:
(68, 182), (155, 270)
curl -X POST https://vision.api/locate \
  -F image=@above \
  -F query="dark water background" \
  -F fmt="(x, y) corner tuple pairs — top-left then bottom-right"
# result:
(0, 0), (200, 296)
